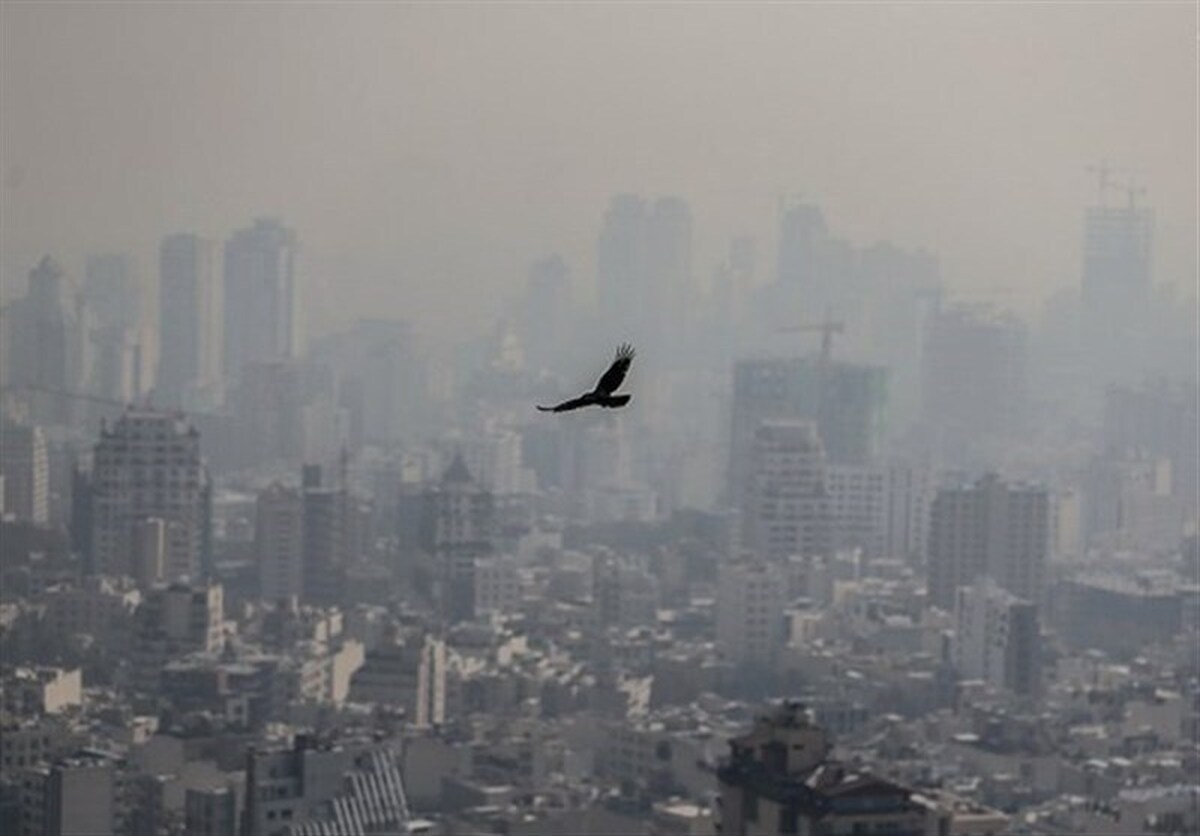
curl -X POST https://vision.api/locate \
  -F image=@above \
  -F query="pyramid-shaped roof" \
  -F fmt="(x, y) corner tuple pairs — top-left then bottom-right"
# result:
(442, 451), (473, 484)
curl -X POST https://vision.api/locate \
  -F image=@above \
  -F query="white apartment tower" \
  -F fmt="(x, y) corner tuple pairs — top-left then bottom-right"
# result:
(954, 580), (1041, 697)
(717, 559), (787, 667)
(742, 420), (832, 563)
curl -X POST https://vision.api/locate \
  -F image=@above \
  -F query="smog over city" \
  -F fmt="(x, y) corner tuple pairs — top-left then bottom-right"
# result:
(0, 4), (1196, 836)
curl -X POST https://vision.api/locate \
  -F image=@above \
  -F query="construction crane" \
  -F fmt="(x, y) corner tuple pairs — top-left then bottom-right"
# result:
(777, 311), (845, 363)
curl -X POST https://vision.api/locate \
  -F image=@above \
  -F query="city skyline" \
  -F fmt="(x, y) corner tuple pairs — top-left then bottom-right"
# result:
(2, 4), (1195, 337)
(0, 5), (1196, 836)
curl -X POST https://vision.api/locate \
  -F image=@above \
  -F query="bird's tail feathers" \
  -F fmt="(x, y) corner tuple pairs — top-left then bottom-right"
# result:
(600, 394), (631, 408)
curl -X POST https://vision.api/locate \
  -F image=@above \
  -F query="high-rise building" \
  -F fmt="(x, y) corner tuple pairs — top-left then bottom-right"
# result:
(1081, 191), (1153, 332)
(89, 410), (209, 581)
(927, 474), (1049, 611)
(1081, 453), (1186, 553)
(83, 253), (140, 333)
(3, 257), (87, 427)
(597, 194), (649, 329)
(717, 702), (932, 836)
(0, 419), (49, 524)
(883, 459), (934, 563)
(741, 421), (832, 563)
(717, 560), (787, 668)
(223, 218), (298, 382)
(255, 483), (305, 603)
(442, 427), (530, 495)
(647, 196), (693, 348)
(826, 463), (886, 559)
(729, 357), (887, 508)
(1077, 187), (1164, 387)
(776, 201), (828, 289)
(596, 194), (692, 357)
(922, 305), (1029, 446)
(1104, 380), (1199, 508)
(431, 454), (494, 623)
(301, 465), (346, 607)
(157, 234), (222, 407)
(131, 580), (223, 694)
(517, 255), (573, 376)
(84, 253), (142, 405)
(954, 580), (1041, 697)
(309, 318), (424, 449)
(230, 360), (306, 467)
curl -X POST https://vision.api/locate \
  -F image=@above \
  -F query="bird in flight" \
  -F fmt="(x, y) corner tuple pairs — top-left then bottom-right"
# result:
(537, 343), (635, 413)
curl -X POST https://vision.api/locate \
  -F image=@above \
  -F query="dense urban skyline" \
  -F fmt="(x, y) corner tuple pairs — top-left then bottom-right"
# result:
(0, 5), (1196, 836)
(2, 3), (1195, 336)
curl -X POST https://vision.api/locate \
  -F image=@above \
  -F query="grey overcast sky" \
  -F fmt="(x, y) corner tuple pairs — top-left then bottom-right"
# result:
(2, 2), (1195, 334)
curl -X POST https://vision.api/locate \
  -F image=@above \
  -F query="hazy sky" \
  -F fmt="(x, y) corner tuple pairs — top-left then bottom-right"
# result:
(2, 3), (1195, 335)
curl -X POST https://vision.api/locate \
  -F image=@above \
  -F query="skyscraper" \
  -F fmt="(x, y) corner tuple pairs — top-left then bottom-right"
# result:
(1082, 194), (1153, 312)
(729, 357), (887, 508)
(89, 410), (209, 581)
(4, 257), (87, 427)
(255, 482), (305, 603)
(1075, 181), (1160, 389)
(157, 233), (222, 407)
(301, 465), (346, 606)
(430, 453), (495, 623)
(517, 255), (573, 376)
(776, 200), (827, 289)
(0, 419), (49, 524)
(741, 420), (833, 563)
(927, 474), (1049, 611)
(922, 304), (1029, 447)
(596, 194), (692, 358)
(84, 253), (142, 404)
(1104, 380), (1199, 508)
(597, 194), (648, 329)
(647, 196), (693, 348)
(223, 218), (298, 382)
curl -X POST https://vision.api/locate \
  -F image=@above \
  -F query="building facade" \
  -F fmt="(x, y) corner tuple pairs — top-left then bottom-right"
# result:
(223, 218), (298, 383)
(157, 233), (222, 407)
(927, 474), (1049, 611)
(89, 410), (210, 581)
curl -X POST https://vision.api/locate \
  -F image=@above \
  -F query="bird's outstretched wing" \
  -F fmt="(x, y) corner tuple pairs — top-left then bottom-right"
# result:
(536, 394), (594, 413)
(594, 343), (635, 395)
